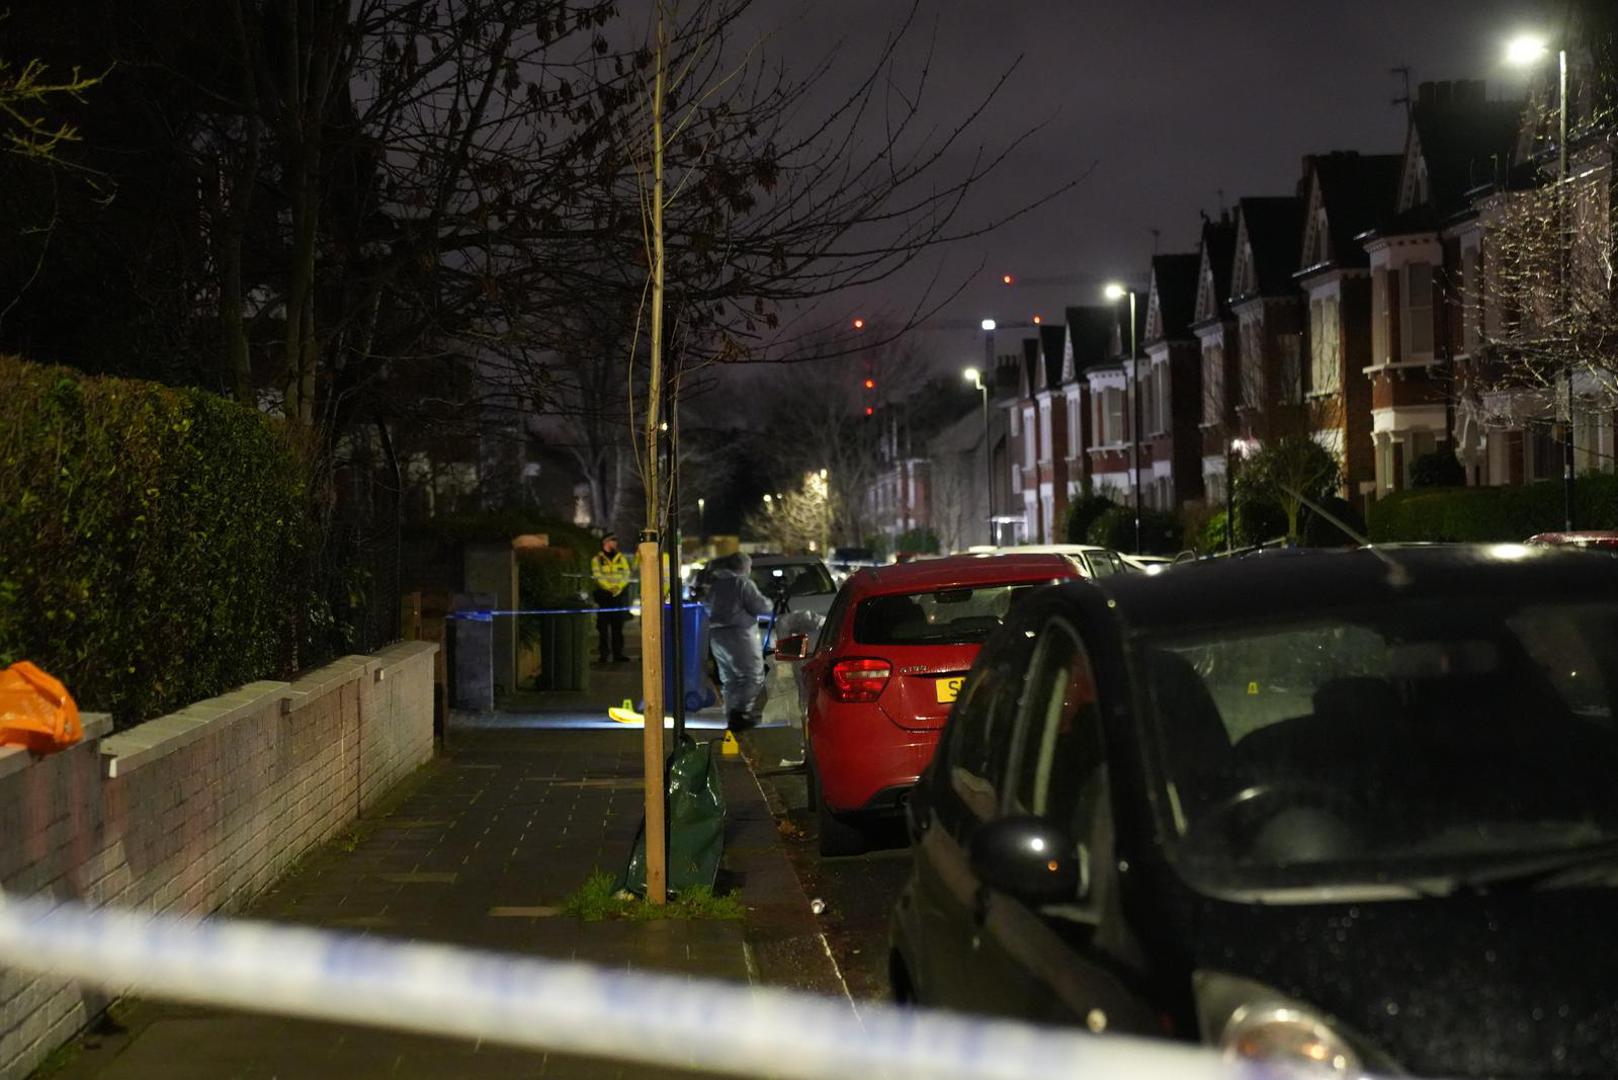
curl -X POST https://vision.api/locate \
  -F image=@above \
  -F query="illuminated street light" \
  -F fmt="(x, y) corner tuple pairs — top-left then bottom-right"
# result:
(1104, 281), (1141, 553)
(763, 493), (773, 505)
(963, 366), (993, 545)
(980, 318), (997, 332)
(1505, 33), (1549, 66)
(1504, 31), (1573, 530)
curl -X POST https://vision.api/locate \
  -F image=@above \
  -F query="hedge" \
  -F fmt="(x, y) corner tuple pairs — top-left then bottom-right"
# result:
(0, 356), (323, 727)
(1086, 505), (1184, 555)
(1368, 474), (1618, 543)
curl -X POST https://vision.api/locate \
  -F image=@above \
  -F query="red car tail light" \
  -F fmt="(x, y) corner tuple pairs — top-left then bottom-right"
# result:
(829, 658), (891, 702)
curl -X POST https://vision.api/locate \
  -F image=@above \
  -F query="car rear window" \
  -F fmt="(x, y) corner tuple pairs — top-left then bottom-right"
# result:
(852, 582), (1045, 645)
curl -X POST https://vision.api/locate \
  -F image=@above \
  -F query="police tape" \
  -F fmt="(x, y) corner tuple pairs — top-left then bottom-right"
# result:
(446, 602), (708, 618)
(0, 891), (1258, 1080)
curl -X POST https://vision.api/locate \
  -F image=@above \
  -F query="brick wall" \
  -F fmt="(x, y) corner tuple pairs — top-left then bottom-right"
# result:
(0, 640), (436, 1079)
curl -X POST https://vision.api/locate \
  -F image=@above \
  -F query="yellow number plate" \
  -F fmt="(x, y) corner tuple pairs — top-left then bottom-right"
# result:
(935, 677), (965, 704)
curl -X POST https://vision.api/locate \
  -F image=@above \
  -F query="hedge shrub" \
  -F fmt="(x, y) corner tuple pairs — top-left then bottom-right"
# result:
(1086, 505), (1184, 555)
(1368, 474), (1618, 543)
(0, 356), (322, 727)
(1064, 489), (1115, 546)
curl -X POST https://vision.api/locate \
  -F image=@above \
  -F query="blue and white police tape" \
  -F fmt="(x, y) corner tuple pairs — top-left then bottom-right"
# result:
(0, 891), (1275, 1080)
(445, 602), (708, 619)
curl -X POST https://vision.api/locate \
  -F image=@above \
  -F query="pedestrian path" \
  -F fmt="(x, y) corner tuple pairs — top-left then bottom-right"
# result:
(48, 719), (771, 1080)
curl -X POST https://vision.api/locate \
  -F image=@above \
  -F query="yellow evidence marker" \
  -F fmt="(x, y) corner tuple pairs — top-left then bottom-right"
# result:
(608, 699), (642, 724)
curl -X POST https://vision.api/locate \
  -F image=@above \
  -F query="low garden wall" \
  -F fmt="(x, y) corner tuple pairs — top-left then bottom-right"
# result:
(0, 640), (437, 1079)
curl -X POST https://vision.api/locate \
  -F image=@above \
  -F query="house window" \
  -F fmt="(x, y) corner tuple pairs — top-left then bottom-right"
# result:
(1462, 244), (1482, 355)
(1024, 408), (1036, 468)
(1279, 335), (1302, 405)
(1403, 261), (1435, 357)
(1155, 363), (1171, 434)
(1202, 344), (1223, 424)
(1039, 403), (1052, 464)
(1241, 322), (1263, 408)
(1105, 388), (1125, 445)
(1372, 267), (1389, 365)
(1310, 297), (1340, 394)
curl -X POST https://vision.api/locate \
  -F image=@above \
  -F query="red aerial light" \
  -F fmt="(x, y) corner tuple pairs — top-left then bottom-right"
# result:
(864, 406), (874, 416)
(853, 317), (865, 330)
(1033, 314), (1043, 325)
(1001, 274), (1014, 285)
(830, 658), (892, 702)
(864, 378), (875, 389)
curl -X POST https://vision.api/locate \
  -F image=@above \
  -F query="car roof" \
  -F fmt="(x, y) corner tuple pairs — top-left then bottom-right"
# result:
(994, 544), (1111, 555)
(1084, 544), (1618, 633)
(845, 552), (1077, 596)
(750, 553), (827, 566)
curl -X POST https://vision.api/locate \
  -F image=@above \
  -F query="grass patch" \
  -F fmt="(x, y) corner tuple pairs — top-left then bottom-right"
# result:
(560, 870), (746, 922)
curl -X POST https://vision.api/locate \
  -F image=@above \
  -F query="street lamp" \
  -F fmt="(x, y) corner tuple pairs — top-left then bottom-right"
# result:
(1506, 32), (1573, 529)
(697, 496), (706, 540)
(964, 366), (995, 545)
(1226, 437), (1257, 554)
(1103, 282), (1142, 553)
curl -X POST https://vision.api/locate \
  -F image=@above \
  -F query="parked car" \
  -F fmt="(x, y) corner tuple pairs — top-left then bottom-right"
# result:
(775, 553), (1080, 855)
(890, 543), (1618, 1077)
(984, 544), (1131, 579)
(1527, 531), (1618, 551)
(1119, 553), (1174, 575)
(693, 553), (838, 625)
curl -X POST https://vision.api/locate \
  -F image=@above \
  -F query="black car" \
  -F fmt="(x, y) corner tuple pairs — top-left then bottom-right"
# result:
(891, 544), (1618, 1077)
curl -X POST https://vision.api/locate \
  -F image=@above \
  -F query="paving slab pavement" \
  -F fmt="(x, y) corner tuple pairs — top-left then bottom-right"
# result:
(43, 702), (849, 1080)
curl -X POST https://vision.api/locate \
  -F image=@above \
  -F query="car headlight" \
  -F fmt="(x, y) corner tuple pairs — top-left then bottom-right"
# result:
(1222, 1003), (1358, 1073)
(1195, 971), (1390, 1076)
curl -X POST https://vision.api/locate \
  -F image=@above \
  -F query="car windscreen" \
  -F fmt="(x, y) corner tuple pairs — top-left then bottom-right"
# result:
(751, 562), (835, 598)
(852, 582), (1043, 645)
(1140, 596), (1618, 892)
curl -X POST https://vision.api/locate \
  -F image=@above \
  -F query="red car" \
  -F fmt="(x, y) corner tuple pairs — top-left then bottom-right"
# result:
(775, 553), (1079, 854)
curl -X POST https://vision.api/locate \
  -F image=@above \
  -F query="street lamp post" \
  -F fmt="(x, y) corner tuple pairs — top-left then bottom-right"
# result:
(1507, 33), (1573, 530)
(697, 497), (706, 541)
(1104, 283), (1142, 553)
(964, 367), (994, 546)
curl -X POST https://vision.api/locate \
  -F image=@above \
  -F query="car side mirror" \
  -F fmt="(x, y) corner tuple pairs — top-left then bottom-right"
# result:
(774, 633), (810, 661)
(969, 816), (1087, 905)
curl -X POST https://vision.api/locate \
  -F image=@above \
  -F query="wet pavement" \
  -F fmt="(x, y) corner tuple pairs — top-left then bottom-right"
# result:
(741, 719), (913, 1004)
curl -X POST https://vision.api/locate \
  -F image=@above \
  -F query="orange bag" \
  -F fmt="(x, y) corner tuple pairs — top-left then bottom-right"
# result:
(0, 661), (82, 752)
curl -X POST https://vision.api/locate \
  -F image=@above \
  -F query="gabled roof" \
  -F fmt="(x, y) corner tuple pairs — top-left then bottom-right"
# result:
(1145, 253), (1200, 343)
(1406, 86), (1521, 218)
(1020, 337), (1040, 398)
(1302, 152), (1402, 271)
(1060, 305), (1116, 380)
(1192, 215), (1238, 324)
(1038, 323), (1066, 391)
(1233, 196), (1303, 300)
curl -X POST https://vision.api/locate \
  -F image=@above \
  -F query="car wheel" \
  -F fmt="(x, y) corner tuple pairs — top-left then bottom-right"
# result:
(816, 791), (866, 860)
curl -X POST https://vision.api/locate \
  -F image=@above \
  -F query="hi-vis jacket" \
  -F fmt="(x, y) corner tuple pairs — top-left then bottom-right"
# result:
(591, 551), (632, 596)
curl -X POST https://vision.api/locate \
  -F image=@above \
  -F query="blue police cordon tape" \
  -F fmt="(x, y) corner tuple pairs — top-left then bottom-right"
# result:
(445, 602), (708, 619)
(0, 891), (1299, 1080)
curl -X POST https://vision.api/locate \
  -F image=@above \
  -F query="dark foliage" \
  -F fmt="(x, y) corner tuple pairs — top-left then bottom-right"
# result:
(0, 356), (347, 727)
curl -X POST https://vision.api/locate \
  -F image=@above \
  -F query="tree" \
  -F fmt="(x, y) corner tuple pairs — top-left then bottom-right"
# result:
(1462, 3), (1618, 436)
(1236, 435), (1341, 544)
(743, 470), (832, 553)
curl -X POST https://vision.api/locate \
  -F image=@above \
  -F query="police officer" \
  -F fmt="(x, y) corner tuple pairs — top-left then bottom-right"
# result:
(703, 552), (772, 730)
(591, 533), (632, 663)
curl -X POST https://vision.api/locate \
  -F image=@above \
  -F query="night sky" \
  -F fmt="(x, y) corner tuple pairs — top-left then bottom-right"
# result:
(751, 0), (1551, 372)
